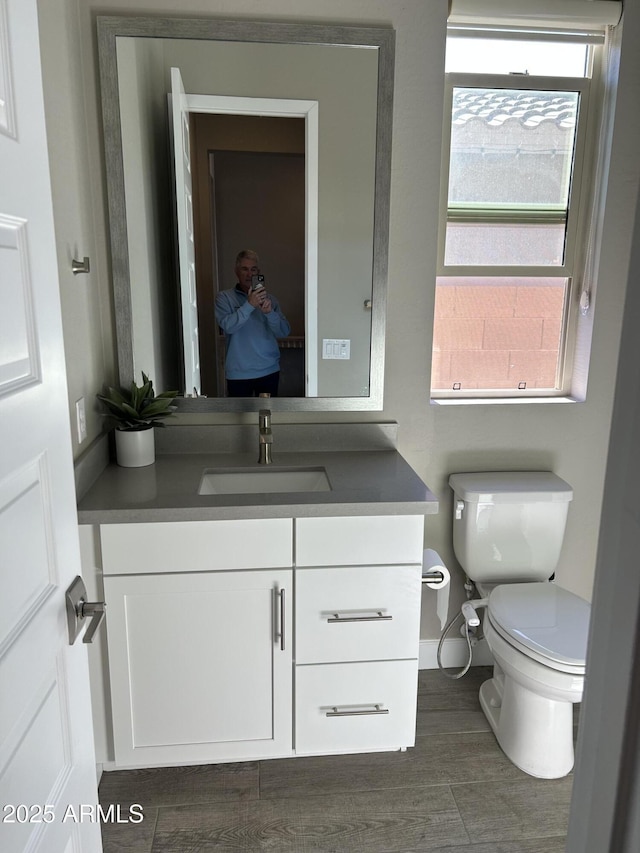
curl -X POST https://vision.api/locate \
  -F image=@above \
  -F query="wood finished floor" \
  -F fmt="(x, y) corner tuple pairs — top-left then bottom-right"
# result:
(98, 667), (575, 852)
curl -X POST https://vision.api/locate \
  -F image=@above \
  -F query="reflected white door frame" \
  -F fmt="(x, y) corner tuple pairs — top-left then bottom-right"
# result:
(170, 68), (201, 396)
(180, 92), (319, 396)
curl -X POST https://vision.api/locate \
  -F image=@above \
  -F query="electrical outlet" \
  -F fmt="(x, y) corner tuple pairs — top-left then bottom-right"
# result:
(75, 398), (87, 444)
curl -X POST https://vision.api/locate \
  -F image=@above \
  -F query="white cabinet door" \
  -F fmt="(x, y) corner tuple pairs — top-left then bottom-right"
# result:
(104, 570), (292, 767)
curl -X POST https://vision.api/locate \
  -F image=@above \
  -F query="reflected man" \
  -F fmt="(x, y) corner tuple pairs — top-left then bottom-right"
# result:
(215, 249), (291, 397)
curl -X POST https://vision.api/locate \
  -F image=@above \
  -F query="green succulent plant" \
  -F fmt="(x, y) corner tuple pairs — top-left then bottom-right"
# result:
(97, 372), (178, 431)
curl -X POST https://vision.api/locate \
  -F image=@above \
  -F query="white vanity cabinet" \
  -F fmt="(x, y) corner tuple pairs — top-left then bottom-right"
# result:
(294, 515), (424, 755)
(95, 513), (425, 767)
(99, 519), (293, 768)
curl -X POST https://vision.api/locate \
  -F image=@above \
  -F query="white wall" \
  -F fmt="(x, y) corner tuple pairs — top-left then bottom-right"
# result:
(38, 0), (116, 450)
(38, 0), (640, 640)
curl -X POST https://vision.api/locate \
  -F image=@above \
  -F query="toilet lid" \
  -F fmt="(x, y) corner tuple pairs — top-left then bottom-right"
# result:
(488, 583), (590, 669)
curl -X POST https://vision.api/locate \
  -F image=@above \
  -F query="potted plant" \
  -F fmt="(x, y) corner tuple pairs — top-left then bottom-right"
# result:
(97, 372), (178, 467)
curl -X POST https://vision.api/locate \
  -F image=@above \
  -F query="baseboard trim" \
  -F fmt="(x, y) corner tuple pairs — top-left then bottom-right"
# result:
(419, 637), (494, 670)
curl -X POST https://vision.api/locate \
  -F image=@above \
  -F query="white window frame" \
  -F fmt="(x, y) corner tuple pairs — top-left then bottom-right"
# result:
(433, 33), (605, 401)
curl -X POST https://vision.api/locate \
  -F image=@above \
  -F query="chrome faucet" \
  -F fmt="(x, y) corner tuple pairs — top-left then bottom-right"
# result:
(258, 407), (273, 464)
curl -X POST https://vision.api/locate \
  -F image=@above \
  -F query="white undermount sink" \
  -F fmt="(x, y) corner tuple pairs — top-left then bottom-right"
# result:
(198, 467), (331, 495)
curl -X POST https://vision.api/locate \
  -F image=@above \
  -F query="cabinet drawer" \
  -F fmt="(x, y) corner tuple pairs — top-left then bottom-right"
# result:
(295, 565), (421, 664)
(295, 660), (418, 754)
(295, 516), (424, 567)
(100, 518), (292, 574)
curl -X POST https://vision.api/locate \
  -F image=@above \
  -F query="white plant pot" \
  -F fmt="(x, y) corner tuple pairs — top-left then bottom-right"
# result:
(115, 426), (155, 468)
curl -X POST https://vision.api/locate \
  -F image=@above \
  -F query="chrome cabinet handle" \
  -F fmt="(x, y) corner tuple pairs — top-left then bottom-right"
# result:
(65, 576), (106, 645)
(277, 588), (286, 651)
(327, 611), (392, 623)
(326, 704), (389, 717)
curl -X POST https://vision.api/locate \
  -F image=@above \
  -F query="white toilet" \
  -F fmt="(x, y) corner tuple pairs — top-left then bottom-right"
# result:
(449, 471), (590, 779)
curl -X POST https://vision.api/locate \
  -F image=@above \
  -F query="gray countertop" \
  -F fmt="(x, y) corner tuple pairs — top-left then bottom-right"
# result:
(77, 449), (439, 524)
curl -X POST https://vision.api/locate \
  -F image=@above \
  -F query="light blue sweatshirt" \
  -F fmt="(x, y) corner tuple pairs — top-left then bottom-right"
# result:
(214, 286), (291, 380)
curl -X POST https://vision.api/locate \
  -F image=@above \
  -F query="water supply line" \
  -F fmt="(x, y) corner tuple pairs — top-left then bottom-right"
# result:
(437, 596), (488, 679)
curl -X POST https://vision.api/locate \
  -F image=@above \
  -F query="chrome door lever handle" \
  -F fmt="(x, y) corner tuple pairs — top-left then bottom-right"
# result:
(65, 576), (106, 645)
(79, 600), (106, 643)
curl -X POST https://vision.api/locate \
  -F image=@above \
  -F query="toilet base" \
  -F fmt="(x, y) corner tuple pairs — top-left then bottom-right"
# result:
(479, 666), (576, 779)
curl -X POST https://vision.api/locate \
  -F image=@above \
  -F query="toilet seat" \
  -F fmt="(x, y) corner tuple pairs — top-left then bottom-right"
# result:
(487, 582), (589, 674)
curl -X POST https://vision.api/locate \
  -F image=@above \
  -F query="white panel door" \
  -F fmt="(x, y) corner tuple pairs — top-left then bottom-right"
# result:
(170, 66), (200, 397)
(0, 1), (101, 851)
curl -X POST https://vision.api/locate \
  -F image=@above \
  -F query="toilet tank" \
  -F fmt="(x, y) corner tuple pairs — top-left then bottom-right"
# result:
(449, 472), (573, 584)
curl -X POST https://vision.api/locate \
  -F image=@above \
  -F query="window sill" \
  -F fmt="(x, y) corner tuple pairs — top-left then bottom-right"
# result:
(430, 396), (581, 406)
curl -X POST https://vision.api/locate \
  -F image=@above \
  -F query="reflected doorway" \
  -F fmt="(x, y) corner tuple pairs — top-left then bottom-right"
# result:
(190, 113), (306, 397)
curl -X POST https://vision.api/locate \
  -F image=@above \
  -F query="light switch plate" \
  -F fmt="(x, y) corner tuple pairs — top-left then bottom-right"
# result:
(322, 339), (351, 359)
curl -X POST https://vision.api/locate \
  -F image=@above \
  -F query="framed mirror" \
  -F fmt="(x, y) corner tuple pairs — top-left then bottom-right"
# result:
(97, 16), (395, 411)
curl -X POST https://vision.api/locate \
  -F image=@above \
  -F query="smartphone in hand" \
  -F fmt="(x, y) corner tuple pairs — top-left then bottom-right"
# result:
(251, 274), (265, 294)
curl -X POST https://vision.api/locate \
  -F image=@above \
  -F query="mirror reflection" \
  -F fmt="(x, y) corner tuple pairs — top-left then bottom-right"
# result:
(167, 88), (311, 398)
(216, 249), (292, 398)
(98, 18), (394, 410)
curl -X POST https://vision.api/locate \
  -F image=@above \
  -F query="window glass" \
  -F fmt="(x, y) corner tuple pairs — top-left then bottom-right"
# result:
(434, 31), (596, 398)
(444, 223), (566, 266)
(446, 37), (588, 76)
(449, 88), (579, 207)
(431, 277), (567, 392)
(445, 86), (579, 266)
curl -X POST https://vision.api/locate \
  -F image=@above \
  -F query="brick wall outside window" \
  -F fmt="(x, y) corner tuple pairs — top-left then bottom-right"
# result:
(431, 279), (566, 391)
